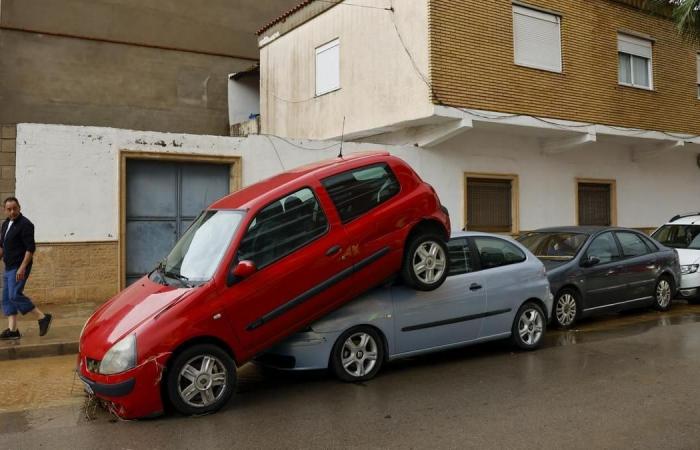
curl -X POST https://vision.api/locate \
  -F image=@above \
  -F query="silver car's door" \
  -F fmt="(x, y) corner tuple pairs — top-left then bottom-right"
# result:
(393, 237), (487, 355)
(470, 236), (531, 338)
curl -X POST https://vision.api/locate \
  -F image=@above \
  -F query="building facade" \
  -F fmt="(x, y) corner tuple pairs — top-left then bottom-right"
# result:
(257, 0), (700, 235)
(0, 0), (300, 302)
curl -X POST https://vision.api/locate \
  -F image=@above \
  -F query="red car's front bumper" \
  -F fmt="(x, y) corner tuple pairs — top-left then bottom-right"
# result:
(77, 352), (170, 419)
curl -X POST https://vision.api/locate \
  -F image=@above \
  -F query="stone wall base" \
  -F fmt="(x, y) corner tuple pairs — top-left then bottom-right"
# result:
(22, 241), (119, 305)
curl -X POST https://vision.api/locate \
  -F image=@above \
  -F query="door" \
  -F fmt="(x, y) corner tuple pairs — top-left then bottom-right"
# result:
(394, 237), (486, 354)
(223, 185), (354, 360)
(125, 160), (230, 285)
(470, 236), (529, 338)
(580, 232), (625, 309)
(614, 231), (657, 301)
(320, 163), (402, 295)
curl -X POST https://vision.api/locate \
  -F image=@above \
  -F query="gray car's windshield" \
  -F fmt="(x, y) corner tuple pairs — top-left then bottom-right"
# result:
(652, 225), (700, 250)
(518, 232), (589, 260)
(152, 210), (244, 286)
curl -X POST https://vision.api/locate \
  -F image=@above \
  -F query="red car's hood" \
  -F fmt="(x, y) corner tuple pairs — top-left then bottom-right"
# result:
(80, 276), (192, 357)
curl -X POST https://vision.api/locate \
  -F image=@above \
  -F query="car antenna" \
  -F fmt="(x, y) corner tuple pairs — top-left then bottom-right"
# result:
(338, 116), (345, 159)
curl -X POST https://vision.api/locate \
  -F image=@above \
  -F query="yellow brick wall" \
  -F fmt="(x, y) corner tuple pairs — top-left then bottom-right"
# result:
(428, 0), (700, 134)
(23, 242), (119, 305)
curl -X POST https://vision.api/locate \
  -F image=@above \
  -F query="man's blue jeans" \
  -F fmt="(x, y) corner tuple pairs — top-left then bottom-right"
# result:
(2, 268), (35, 316)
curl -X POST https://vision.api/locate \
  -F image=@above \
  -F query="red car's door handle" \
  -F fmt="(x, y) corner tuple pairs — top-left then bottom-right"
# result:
(325, 245), (342, 256)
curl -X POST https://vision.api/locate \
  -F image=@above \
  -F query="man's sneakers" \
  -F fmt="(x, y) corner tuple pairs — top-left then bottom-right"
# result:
(0, 328), (21, 340)
(38, 313), (52, 337)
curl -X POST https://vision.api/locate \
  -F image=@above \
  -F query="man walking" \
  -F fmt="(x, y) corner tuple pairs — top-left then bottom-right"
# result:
(0, 197), (51, 339)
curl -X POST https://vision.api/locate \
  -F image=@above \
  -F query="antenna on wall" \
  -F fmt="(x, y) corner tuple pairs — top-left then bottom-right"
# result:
(338, 116), (346, 158)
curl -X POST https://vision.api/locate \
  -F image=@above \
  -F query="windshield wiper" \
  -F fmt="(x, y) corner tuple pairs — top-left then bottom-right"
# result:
(164, 270), (192, 288)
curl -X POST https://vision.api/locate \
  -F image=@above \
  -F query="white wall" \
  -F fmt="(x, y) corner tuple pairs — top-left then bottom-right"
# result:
(228, 74), (260, 126)
(259, 0), (433, 140)
(16, 123), (700, 242)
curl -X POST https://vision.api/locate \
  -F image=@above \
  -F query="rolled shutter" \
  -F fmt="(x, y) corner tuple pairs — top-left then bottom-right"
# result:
(467, 178), (512, 232)
(513, 5), (562, 72)
(578, 183), (611, 226)
(617, 34), (652, 59)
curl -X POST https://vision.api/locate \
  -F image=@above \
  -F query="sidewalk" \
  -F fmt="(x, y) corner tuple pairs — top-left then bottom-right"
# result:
(0, 301), (100, 361)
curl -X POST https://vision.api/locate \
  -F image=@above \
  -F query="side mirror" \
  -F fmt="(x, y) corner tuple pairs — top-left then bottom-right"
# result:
(227, 260), (257, 286)
(582, 256), (600, 267)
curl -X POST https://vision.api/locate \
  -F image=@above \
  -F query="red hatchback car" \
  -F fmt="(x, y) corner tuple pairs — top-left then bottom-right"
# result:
(78, 152), (450, 418)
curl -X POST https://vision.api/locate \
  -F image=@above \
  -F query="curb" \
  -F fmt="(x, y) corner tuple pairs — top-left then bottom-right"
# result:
(0, 341), (78, 361)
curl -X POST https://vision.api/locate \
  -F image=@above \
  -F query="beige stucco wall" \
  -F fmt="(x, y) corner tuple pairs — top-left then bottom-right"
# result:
(259, 0), (433, 140)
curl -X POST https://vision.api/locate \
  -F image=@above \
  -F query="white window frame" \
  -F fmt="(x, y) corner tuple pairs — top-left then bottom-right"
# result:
(512, 4), (563, 73)
(617, 33), (653, 90)
(315, 38), (340, 97)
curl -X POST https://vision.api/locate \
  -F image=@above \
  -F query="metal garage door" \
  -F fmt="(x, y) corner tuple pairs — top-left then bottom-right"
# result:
(125, 159), (230, 285)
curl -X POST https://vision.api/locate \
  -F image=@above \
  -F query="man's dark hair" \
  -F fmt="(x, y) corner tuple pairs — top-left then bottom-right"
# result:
(3, 196), (20, 207)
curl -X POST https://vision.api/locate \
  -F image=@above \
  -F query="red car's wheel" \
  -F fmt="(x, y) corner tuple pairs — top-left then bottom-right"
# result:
(166, 344), (236, 416)
(401, 233), (449, 291)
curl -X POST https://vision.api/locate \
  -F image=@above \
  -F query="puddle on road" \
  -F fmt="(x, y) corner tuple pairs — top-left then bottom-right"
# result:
(543, 306), (700, 348)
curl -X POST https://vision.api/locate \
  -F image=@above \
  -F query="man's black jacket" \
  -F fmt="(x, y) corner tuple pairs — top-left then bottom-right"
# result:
(1, 214), (36, 270)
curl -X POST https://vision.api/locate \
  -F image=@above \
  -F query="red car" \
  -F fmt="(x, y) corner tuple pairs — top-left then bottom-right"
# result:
(78, 152), (450, 418)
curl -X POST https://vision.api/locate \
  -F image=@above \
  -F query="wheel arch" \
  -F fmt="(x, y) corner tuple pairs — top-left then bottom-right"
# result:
(521, 297), (549, 318)
(166, 335), (239, 369)
(407, 218), (449, 243)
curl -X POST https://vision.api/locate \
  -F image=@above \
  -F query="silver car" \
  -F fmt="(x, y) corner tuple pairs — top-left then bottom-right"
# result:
(257, 232), (553, 382)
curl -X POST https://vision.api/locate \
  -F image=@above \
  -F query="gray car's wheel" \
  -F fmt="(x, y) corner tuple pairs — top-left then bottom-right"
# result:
(652, 276), (673, 311)
(166, 344), (236, 416)
(553, 288), (580, 329)
(330, 326), (384, 382)
(401, 233), (449, 291)
(511, 302), (546, 350)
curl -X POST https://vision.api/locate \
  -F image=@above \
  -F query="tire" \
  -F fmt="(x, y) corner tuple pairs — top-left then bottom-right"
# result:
(553, 288), (580, 329)
(166, 344), (237, 416)
(652, 276), (673, 311)
(401, 232), (449, 291)
(511, 302), (546, 350)
(330, 326), (385, 382)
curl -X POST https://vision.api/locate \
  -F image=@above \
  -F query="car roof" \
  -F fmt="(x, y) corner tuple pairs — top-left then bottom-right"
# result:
(524, 226), (636, 234)
(209, 151), (392, 210)
(666, 215), (700, 225)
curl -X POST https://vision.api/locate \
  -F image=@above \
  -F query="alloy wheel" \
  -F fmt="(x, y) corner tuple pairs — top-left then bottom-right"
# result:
(411, 241), (447, 285)
(341, 332), (379, 378)
(178, 354), (228, 408)
(656, 279), (671, 309)
(556, 293), (577, 327)
(518, 307), (544, 346)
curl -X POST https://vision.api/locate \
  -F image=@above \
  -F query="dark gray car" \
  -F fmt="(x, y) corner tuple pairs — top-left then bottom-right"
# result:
(518, 227), (681, 328)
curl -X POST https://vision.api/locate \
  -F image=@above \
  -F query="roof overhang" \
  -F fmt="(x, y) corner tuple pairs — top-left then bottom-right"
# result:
(346, 105), (700, 157)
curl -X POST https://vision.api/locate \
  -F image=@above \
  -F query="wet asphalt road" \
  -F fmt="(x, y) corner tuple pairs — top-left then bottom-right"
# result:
(2, 304), (700, 449)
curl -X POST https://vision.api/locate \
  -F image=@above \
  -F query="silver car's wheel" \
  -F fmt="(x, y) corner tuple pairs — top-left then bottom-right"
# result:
(511, 302), (546, 350)
(518, 307), (544, 346)
(331, 326), (385, 382)
(412, 241), (447, 285)
(341, 332), (378, 378)
(653, 277), (673, 311)
(178, 355), (229, 408)
(555, 291), (578, 328)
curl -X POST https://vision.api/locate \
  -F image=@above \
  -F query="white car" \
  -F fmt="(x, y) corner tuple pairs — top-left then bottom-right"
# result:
(652, 213), (700, 303)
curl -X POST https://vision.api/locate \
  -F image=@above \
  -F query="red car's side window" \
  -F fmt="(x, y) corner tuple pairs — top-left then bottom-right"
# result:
(321, 163), (400, 223)
(237, 188), (328, 269)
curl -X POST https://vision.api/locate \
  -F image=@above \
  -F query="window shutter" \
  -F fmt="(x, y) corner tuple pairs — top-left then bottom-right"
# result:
(315, 39), (340, 96)
(512, 5), (562, 72)
(617, 34), (652, 59)
(467, 178), (512, 232)
(696, 54), (700, 84)
(578, 183), (611, 226)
